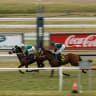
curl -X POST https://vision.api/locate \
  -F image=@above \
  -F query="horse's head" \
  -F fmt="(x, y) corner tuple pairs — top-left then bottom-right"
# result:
(9, 47), (15, 54)
(8, 45), (23, 54)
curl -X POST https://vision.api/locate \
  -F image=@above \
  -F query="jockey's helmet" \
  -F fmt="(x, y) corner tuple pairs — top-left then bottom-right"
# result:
(51, 42), (55, 45)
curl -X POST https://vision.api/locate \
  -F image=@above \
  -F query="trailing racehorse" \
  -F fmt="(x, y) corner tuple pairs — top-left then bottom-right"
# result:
(9, 45), (46, 74)
(41, 49), (91, 77)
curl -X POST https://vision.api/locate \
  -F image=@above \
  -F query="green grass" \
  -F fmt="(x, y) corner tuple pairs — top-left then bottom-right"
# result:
(0, 59), (96, 96)
(0, 0), (96, 95)
(0, 69), (96, 96)
(0, 28), (96, 33)
(0, 3), (36, 14)
(0, 91), (96, 96)
(0, 0), (95, 15)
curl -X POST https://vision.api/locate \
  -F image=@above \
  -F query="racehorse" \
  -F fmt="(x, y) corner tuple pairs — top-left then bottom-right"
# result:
(41, 49), (89, 77)
(9, 45), (46, 74)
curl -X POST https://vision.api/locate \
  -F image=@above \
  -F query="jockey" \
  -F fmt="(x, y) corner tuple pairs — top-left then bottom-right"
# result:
(21, 44), (36, 56)
(51, 42), (65, 55)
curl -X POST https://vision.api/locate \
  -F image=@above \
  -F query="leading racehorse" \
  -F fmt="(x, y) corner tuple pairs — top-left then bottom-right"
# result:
(9, 45), (46, 74)
(41, 49), (91, 77)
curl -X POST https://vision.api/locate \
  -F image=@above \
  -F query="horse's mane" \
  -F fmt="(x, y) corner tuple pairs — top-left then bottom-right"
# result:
(15, 45), (23, 53)
(45, 50), (56, 56)
(45, 50), (53, 54)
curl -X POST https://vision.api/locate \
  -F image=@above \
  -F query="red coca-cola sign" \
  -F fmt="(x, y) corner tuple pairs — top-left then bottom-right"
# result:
(50, 33), (96, 49)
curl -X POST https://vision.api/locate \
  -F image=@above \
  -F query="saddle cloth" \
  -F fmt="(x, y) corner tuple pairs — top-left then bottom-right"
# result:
(28, 54), (36, 60)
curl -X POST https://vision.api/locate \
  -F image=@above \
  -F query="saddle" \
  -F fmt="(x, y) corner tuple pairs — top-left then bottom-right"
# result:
(56, 54), (65, 63)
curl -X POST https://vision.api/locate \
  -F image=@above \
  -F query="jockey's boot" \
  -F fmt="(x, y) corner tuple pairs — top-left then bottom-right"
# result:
(57, 53), (61, 58)
(57, 53), (62, 64)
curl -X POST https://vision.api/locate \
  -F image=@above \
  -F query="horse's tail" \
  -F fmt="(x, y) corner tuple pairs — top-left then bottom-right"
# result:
(88, 59), (93, 63)
(79, 56), (82, 61)
(79, 56), (92, 62)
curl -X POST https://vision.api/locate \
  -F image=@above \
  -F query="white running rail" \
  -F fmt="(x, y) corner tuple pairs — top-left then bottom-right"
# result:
(0, 24), (96, 28)
(0, 17), (96, 28)
(0, 17), (96, 21)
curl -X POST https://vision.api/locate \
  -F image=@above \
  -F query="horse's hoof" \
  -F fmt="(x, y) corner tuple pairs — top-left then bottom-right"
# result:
(82, 70), (87, 74)
(66, 74), (70, 77)
(19, 71), (24, 74)
(26, 70), (33, 72)
(32, 70), (39, 72)
(27, 70), (39, 72)
(63, 73), (70, 76)
(82, 71), (87, 74)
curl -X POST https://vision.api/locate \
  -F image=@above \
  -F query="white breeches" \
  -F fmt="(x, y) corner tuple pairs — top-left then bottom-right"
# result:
(28, 46), (36, 52)
(58, 44), (65, 53)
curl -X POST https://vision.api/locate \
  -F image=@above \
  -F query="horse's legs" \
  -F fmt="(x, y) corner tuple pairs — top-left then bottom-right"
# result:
(37, 61), (41, 68)
(25, 63), (39, 72)
(71, 62), (87, 74)
(40, 63), (45, 67)
(50, 69), (54, 77)
(82, 69), (87, 74)
(25, 64), (32, 72)
(63, 72), (70, 76)
(18, 64), (24, 74)
(37, 61), (45, 68)
(30, 61), (45, 73)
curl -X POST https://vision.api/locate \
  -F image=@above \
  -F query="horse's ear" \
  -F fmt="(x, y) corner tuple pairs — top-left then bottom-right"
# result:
(15, 45), (18, 48)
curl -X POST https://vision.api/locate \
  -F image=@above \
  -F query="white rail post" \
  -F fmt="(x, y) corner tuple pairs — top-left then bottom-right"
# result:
(78, 68), (82, 93)
(79, 60), (91, 92)
(59, 67), (63, 92)
(89, 68), (92, 91)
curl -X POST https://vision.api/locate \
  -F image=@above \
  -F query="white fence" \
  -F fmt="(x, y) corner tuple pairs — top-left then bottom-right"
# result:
(0, 17), (96, 21)
(0, 24), (96, 28)
(0, 17), (96, 28)
(0, 17), (96, 40)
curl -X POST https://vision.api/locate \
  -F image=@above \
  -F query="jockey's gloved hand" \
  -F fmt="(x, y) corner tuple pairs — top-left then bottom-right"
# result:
(54, 49), (57, 52)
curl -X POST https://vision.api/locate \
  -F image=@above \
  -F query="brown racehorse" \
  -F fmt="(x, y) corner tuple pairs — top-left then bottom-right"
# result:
(9, 45), (46, 74)
(41, 49), (89, 77)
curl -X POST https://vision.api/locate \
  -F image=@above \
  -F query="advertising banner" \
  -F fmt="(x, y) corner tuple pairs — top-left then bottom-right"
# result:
(0, 33), (24, 49)
(50, 33), (96, 50)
